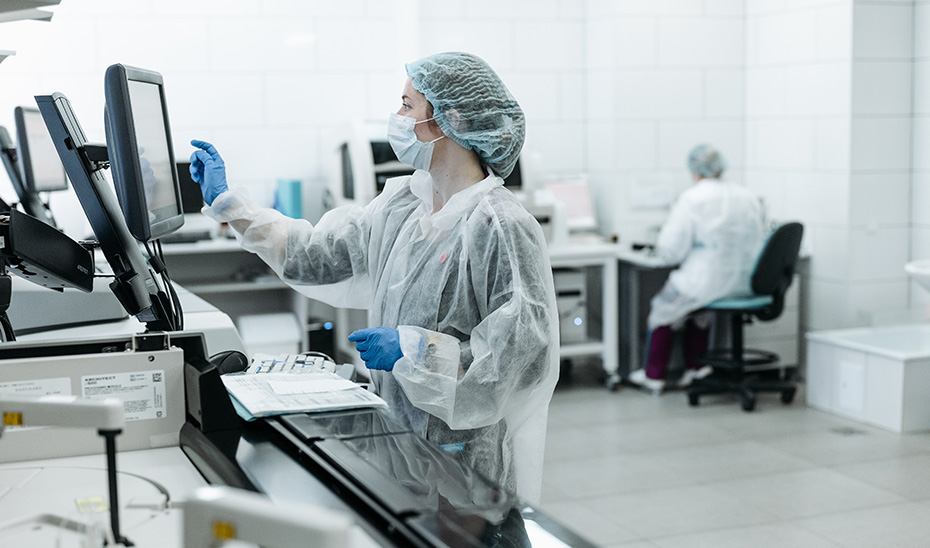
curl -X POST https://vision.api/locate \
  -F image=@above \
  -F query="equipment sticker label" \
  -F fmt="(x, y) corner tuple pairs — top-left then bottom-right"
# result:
(81, 370), (166, 422)
(0, 377), (72, 397)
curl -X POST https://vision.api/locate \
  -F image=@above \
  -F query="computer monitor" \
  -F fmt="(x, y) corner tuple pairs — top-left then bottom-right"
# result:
(104, 64), (183, 242)
(14, 106), (68, 193)
(545, 175), (599, 233)
(502, 158), (521, 190)
(0, 118), (57, 228)
(35, 91), (176, 331)
(175, 161), (205, 214)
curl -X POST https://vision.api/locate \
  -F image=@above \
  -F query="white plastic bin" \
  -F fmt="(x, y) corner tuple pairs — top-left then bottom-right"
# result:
(806, 324), (930, 432)
(237, 313), (301, 356)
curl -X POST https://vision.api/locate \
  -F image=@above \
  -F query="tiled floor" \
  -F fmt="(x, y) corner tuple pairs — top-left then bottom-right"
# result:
(538, 363), (930, 548)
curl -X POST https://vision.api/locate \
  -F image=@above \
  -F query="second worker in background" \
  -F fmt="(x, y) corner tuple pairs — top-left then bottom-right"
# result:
(629, 144), (768, 394)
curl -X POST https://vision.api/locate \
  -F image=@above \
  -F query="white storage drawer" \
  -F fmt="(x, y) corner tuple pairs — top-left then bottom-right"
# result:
(806, 324), (930, 433)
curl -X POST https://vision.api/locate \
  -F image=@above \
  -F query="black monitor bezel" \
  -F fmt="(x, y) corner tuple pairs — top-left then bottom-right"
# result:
(35, 91), (172, 330)
(104, 64), (183, 242)
(13, 106), (68, 193)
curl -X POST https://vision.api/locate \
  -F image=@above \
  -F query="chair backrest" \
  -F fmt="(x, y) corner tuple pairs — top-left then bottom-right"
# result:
(750, 222), (804, 321)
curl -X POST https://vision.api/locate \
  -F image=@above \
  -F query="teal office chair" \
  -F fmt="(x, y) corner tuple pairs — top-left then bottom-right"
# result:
(687, 222), (804, 411)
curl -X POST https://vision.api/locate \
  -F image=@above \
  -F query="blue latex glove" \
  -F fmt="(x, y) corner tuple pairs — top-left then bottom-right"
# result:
(348, 327), (403, 372)
(189, 139), (228, 205)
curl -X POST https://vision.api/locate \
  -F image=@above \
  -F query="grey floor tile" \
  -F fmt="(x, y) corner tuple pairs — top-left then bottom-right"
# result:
(711, 468), (905, 519)
(651, 523), (842, 548)
(756, 425), (930, 467)
(834, 454), (930, 500)
(542, 453), (695, 499)
(583, 484), (783, 538)
(794, 500), (930, 548)
(544, 376), (930, 547)
(650, 440), (817, 483)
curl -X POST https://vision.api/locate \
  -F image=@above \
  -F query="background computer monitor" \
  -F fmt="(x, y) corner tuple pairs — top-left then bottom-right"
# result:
(0, 122), (57, 228)
(14, 106), (68, 193)
(36, 91), (176, 331)
(104, 64), (183, 242)
(175, 161), (205, 214)
(502, 158), (521, 190)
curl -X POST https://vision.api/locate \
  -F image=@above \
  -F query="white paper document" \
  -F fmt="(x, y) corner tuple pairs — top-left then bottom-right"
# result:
(222, 371), (386, 420)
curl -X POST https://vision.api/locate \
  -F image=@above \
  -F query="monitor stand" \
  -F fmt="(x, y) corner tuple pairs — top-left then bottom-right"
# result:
(8, 275), (129, 335)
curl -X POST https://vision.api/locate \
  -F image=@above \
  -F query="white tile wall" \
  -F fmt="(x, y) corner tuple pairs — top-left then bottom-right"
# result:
(418, 20), (515, 71)
(611, 121), (658, 170)
(851, 61), (913, 116)
(784, 62), (851, 116)
(912, 172), (930, 226)
(807, 279), (851, 330)
(814, 117), (851, 171)
(754, 11), (818, 65)
(746, 119), (816, 170)
(266, 73), (368, 126)
(913, 117), (930, 171)
(585, 121), (618, 172)
(849, 173), (911, 227)
(807, 226), (851, 280)
(916, 2), (930, 58)
(850, 117), (913, 171)
(784, 172), (850, 226)
(914, 61), (930, 115)
(852, 3), (914, 59)
(611, 19), (658, 68)
(704, 69), (744, 117)
(816, 3), (854, 61)
(704, 0), (745, 16)
(848, 227), (911, 281)
(657, 18), (743, 67)
(745, 67), (787, 117)
(613, 69), (703, 118)
(593, 0), (702, 17)
(846, 280), (910, 322)
(514, 20), (584, 71)
(208, 19), (322, 72)
(585, 68), (615, 121)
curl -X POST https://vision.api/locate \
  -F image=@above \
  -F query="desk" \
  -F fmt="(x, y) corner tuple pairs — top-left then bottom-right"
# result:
(616, 248), (674, 381)
(615, 249), (807, 383)
(548, 235), (625, 389)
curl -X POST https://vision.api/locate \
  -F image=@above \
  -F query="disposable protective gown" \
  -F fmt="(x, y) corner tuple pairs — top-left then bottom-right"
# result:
(203, 170), (560, 503)
(648, 179), (767, 330)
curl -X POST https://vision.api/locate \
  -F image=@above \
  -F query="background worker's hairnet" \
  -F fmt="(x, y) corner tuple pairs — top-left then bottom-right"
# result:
(687, 144), (728, 179)
(406, 52), (525, 178)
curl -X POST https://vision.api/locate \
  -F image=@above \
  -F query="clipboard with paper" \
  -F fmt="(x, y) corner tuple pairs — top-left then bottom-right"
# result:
(222, 356), (387, 421)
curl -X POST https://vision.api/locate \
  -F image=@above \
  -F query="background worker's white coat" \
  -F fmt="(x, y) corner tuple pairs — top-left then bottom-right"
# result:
(648, 180), (768, 330)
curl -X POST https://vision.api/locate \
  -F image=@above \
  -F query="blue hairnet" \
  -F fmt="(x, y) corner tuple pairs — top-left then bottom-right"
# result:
(687, 144), (727, 179)
(406, 52), (525, 178)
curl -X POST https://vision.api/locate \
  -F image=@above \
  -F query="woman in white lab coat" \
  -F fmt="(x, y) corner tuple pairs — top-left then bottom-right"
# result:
(628, 144), (767, 393)
(188, 52), (560, 505)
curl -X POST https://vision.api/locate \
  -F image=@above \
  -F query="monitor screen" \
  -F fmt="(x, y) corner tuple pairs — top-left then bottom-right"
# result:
(175, 161), (205, 214)
(14, 106), (68, 193)
(502, 158), (522, 190)
(545, 176), (598, 232)
(105, 64), (183, 242)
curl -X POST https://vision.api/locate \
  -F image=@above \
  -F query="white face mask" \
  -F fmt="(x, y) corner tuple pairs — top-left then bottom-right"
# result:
(387, 113), (445, 171)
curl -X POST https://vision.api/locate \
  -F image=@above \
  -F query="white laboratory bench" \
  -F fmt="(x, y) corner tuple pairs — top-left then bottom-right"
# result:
(548, 235), (625, 388)
(0, 448), (204, 547)
(17, 285), (247, 358)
